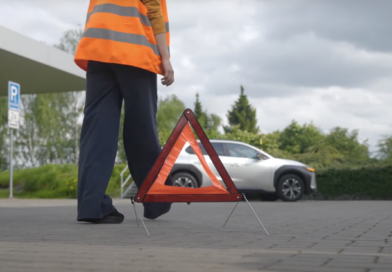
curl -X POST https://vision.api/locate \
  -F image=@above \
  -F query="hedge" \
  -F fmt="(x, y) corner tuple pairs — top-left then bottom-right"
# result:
(0, 164), (130, 199)
(0, 164), (391, 199)
(315, 165), (392, 199)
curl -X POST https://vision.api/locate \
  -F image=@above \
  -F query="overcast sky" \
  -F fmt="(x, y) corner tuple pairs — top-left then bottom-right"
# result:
(1, 0), (391, 153)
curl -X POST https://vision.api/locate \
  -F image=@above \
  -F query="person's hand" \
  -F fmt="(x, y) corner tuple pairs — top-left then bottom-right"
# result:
(161, 58), (174, 86)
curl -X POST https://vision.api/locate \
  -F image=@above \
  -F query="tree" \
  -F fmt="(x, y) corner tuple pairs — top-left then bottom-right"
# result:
(35, 94), (70, 164)
(298, 142), (344, 169)
(217, 125), (262, 149)
(204, 113), (222, 138)
(193, 93), (221, 138)
(325, 127), (369, 162)
(12, 26), (85, 168)
(260, 131), (280, 151)
(54, 27), (83, 55)
(260, 123), (371, 169)
(378, 135), (392, 160)
(16, 95), (40, 167)
(54, 27), (85, 164)
(116, 95), (186, 163)
(193, 93), (208, 129)
(0, 97), (8, 170)
(65, 92), (84, 163)
(278, 120), (324, 154)
(194, 93), (204, 121)
(226, 86), (258, 133)
(15, 93), (76, 166)
(156, 95), (186, 145)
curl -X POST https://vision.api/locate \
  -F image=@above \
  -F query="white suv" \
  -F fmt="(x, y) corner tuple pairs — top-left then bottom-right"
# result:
(170, 140), (317, 202)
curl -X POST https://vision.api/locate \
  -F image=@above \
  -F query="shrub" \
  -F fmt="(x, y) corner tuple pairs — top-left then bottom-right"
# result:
(0, 164), (131, 199)
(316, 165), (392, 199)
(1, 163), (391, 200)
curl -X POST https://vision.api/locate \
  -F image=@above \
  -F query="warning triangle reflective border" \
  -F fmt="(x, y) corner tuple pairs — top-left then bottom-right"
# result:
(135, 109), (242, 203)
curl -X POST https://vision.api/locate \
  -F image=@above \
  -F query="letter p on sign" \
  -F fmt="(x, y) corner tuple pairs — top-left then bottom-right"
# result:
(8, 82), (20, 111)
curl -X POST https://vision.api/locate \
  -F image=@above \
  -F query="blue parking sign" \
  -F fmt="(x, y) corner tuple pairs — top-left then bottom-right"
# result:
(8, 81), (20, 111)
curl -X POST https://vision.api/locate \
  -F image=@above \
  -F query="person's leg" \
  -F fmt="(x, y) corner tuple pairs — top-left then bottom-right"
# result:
(77, 61), (123, 221)
(113, 64), (172, 219)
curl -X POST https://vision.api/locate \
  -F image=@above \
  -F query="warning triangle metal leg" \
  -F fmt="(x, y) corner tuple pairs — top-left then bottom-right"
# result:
(223, 194), (269, 236)
(243, 194), (269, 236)
(130, 197), (139, 227)
(223, 201), (239, 228)
(131, 197), (150, 236)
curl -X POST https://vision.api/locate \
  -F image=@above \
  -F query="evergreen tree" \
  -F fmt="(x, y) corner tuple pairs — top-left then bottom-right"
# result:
(193, 93), (208, 128)
(227, 86), (258, 133)
(193, 93), (221, 138)
(194, 93), (204, 121)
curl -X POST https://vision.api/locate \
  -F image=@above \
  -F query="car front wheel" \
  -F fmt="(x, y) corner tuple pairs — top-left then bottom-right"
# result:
(172, 172), (199, 188)
(277, 174), (304, 202)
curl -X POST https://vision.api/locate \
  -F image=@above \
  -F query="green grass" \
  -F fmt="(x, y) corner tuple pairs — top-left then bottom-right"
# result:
(0, 164), (130, 199)
(0, 189), (9, 198)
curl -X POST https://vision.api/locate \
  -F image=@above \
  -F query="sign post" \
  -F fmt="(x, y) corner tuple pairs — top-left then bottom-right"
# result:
(8, 81), (20, 199)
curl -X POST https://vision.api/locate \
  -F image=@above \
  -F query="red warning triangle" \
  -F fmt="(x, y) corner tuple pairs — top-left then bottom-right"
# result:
(135, 109), (242, 203)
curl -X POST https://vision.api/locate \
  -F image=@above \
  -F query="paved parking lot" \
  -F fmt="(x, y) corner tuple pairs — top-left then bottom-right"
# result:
(1, 199), (392, 272)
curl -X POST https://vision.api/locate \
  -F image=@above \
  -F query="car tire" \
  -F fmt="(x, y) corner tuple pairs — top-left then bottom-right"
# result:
(260, 193), (279, 201)
(172, 172), (199, 188)
(277, 174), (304, 202)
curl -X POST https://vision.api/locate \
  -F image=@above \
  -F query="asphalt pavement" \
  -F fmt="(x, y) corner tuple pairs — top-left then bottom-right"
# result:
(0, 199), (392, 272)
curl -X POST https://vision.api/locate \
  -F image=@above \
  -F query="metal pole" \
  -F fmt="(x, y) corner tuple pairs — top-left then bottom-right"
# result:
(9, 129), (13, 199)
(242, 194), (269, 235)
(131, 197), (139, 227)
(223, 201), (240, 227)
(121, 181), (123, 199)
(133, 201), (150, 237)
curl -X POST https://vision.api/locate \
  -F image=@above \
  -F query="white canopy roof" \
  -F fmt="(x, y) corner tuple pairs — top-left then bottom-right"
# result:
(0, 25), (86, 96)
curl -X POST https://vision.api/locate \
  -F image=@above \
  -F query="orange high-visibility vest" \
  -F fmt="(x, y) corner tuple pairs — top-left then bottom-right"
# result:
(74, 0), (170, 75)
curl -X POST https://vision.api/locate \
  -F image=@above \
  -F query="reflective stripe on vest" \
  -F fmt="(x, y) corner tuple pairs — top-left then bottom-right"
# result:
(74, 0), (170, 75)
(84, 28), (161, 56)
(86, 4), (170, 32)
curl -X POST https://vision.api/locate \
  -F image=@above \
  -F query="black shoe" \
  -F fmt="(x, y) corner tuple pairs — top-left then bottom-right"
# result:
(91, 210), (124, 224)
(143, 202), (172, 220)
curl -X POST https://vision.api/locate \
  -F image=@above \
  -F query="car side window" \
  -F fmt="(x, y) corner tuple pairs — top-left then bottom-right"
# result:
(226, 143), (259, 159)
(185, 146), (194, 154)
(186, 143), (225, 156)
(185, 144), (207, 155)
(211, 143), (225, 156)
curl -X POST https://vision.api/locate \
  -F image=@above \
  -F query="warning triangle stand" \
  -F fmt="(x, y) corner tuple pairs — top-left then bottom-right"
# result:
(131, 109), (269, 236)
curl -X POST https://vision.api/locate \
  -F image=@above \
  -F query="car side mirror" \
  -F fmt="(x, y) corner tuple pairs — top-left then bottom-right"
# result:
(256, 153), (268, 160)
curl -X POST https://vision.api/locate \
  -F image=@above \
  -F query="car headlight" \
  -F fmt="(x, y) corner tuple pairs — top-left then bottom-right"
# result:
(304, 167), (315, 172)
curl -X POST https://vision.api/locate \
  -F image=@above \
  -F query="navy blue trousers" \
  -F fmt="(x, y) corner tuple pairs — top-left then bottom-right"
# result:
(77, 61), (169, 220)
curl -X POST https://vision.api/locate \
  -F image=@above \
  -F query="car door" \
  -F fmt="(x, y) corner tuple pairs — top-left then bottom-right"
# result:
(200, 142), (227, 184)
(221, 143), (271, 191)
(186, 142), (224, 187)
(206, 142), (227, 180)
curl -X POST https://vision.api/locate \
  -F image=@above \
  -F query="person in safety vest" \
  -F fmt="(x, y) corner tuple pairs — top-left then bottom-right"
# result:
(74, 0), (174, 224)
